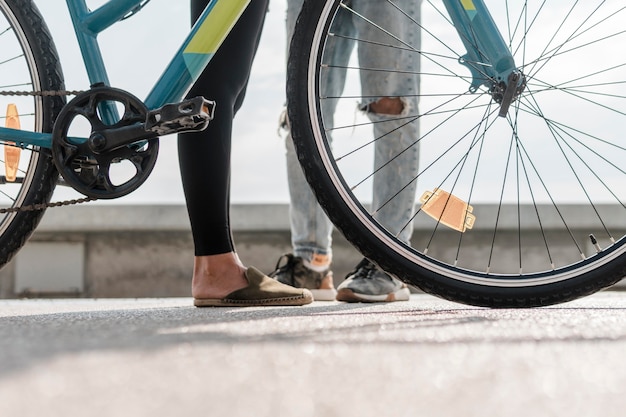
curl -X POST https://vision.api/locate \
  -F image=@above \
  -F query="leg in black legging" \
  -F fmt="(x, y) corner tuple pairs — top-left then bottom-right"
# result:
(179, 1), (311, 306)
(179, 0), (269, 257)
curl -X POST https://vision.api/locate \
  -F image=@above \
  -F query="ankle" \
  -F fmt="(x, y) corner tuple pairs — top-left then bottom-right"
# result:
(319, 272), (335, 289)
(192, 253), (248, 299)
(302, 252), (331, 272)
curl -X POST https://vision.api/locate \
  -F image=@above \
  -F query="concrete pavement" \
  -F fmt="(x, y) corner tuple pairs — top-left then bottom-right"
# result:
(1, 292), (626, 417)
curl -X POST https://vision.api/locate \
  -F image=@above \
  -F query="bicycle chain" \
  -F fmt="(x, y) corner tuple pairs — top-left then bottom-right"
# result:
(0, 197), (97, 214)
(0, 89), (84, 97)
(1, 88), (99, 213)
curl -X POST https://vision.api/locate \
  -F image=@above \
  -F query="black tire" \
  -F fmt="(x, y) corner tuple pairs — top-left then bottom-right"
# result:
(0, 0), (64, 268)
(287, 0), (626, 307)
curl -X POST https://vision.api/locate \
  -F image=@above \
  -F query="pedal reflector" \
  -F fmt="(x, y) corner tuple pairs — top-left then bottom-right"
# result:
(4, 103), (21, 182)
(420, 188), (476, 233)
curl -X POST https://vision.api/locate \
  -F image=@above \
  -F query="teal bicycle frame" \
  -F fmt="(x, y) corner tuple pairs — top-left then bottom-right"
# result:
(0, 0), (516, 148)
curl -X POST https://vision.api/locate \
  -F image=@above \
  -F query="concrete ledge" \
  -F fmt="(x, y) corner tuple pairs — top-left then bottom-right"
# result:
(1, 203), (625, 299)
(36, 204), (293, 232)
(0, 204), (364, 299)
(37, 203), (626, 231)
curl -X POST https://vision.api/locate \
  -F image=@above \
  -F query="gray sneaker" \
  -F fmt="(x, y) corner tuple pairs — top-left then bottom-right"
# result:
(336, 258), (410, 302)
(269, 254), (337, 301)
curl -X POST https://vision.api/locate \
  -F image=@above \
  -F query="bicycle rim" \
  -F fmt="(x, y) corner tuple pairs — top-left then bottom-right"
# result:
(0, 0), (61, 264)
(288, 0), (626, 306)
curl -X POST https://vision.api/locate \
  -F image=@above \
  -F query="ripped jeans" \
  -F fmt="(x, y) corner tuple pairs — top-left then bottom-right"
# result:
(285, 0), (422, 263)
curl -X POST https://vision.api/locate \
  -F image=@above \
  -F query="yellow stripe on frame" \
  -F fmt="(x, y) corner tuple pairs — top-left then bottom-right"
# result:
(185, 0), (249, 55)
(461, 0), (476, 11)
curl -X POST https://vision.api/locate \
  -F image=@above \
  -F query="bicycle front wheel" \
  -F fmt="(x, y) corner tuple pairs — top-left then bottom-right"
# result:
(288, 0), (626, 307)
(0, 0), (64, 269)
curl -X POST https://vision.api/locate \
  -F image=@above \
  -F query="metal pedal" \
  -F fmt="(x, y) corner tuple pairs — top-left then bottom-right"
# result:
(145, 96), (215, 136)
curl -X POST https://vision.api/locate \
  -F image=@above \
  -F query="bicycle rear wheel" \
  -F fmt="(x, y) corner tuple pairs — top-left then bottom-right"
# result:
(288, 0), (626, 307)
(0, 0), (64, 268)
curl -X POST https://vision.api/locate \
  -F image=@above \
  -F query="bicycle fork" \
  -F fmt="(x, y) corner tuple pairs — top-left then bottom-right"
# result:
(443, 0), (525, 117)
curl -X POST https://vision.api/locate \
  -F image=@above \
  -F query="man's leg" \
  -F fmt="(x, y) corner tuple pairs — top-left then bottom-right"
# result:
(336, 0), (422, 302)
(357, 0), (422, 243)
(272, 0), (355, 300)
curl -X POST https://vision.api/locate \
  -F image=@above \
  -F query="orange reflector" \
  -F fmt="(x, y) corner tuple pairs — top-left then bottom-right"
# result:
(4, 103), (21, 182)
(420, 188), (476, 233)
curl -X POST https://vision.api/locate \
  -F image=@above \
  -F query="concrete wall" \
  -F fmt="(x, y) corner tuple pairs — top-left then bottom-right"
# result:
(0, 204), (364, 298)
(0, 204), (624, 298)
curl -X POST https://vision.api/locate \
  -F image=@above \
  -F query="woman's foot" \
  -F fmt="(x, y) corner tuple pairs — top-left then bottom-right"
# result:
(192, 252), (249, 300)
(192, 253), (313, 307)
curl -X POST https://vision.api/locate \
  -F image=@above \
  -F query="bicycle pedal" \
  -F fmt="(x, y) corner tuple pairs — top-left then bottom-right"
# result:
(145, 96), (215, 136)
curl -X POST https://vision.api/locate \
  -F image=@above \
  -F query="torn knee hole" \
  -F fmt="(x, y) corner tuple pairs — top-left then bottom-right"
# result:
(367, 97), (405, 115)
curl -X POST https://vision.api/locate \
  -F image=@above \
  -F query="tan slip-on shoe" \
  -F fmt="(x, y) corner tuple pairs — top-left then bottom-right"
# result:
(194, 267), (314, 307)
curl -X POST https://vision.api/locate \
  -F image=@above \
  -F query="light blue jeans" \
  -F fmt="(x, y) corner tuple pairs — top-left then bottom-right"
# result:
(285, 0), (421, 262)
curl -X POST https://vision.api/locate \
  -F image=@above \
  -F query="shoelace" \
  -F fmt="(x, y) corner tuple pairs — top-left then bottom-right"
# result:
(347, 258), (394, 281)
(270, 254), (290, 275)
(270, 254), (299, 285)
(347, 259), (377, 279)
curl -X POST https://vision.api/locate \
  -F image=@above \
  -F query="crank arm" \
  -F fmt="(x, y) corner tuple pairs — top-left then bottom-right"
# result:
(87, 96), (215, 154)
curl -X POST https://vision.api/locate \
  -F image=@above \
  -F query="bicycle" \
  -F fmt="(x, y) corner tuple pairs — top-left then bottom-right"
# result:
(0, 0), (625, 308)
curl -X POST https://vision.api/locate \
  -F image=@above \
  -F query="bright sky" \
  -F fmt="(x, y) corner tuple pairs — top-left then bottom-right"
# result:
(35, 0), (290, 205)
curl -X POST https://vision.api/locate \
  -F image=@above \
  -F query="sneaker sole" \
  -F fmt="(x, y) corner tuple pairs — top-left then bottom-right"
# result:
(336, 287), (410, 303)
(310, 288), (338, 301)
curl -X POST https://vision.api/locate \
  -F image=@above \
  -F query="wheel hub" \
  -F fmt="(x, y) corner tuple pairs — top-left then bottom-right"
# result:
(491, 71), (527, 117)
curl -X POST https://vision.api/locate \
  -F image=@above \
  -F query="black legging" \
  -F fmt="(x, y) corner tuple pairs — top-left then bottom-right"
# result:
(178, 0), (269, 256)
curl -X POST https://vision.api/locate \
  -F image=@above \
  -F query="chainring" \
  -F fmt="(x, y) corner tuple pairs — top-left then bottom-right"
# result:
(51, 87), (159, 199)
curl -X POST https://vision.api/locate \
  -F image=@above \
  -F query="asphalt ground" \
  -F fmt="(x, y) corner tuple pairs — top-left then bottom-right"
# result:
(1, 292), (626, 417)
